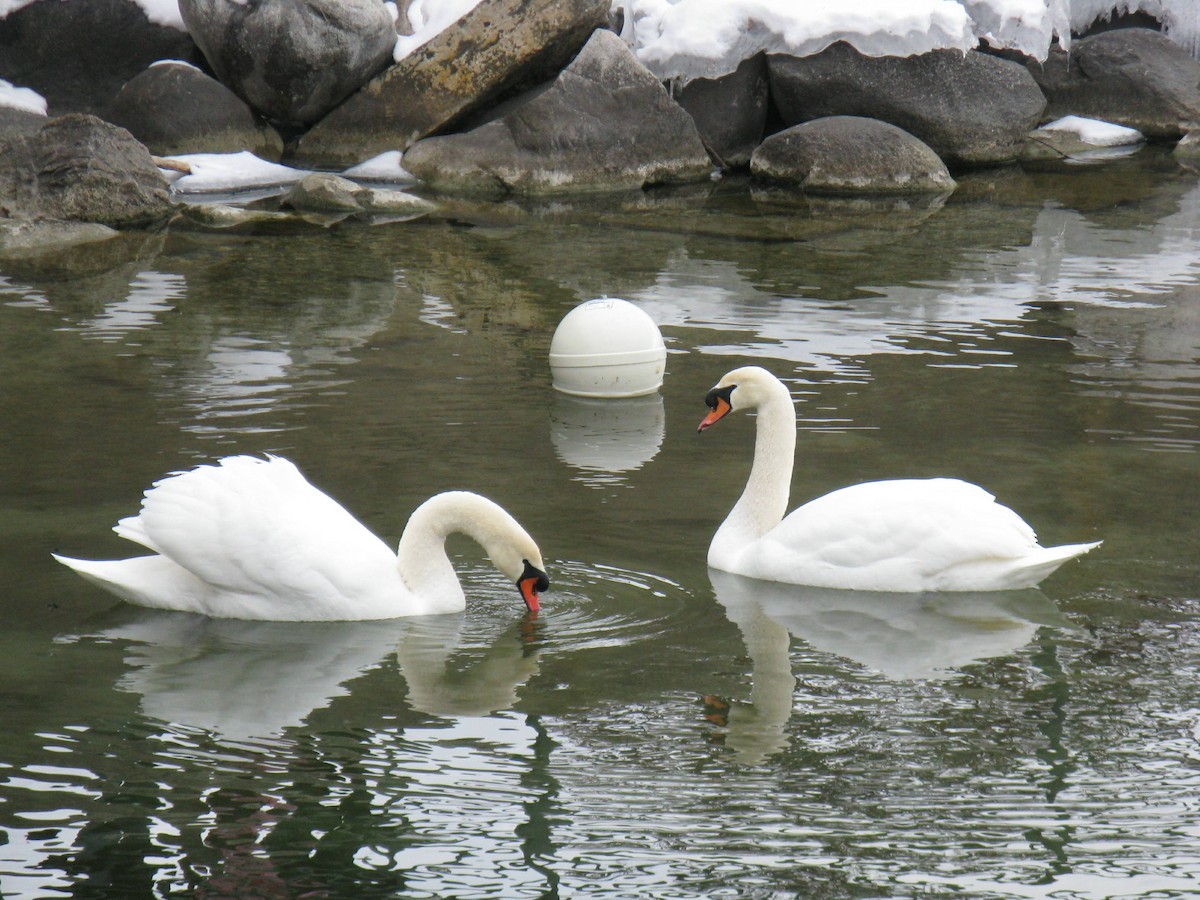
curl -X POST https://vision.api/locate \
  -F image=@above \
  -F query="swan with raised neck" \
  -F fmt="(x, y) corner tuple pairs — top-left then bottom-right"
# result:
(54, 455), (549, 621)
(698, 366), (1100, 592)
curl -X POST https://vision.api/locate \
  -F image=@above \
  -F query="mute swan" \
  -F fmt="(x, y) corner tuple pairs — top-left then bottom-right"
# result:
(53, 455), (549, 621)
(697, 366), (1100, 592)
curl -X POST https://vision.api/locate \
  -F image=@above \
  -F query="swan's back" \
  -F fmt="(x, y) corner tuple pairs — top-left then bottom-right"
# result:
(737, 478), (1099, 592)
(64, 456), (403, 619)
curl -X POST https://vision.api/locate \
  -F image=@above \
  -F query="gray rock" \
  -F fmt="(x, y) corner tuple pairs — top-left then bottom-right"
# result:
(768, 44), (1046, 168)
(0, 114), (172, 228)
(284, 173), (366, 213)
(0, 0), (200, 117)
(0, 218), (118, 254)
(1025, 29), (1200, 140)
(173, 203), (298, 230)
(357, 188), (436, 216)
(178, 0), (396, 128)
(751, 116), (956, 194)
(1175, 130), (1200, 159)
(104, 62), (283, 159)
(672, 52), (768, 169)
(295, 0), (610, 168)
(401, 29), (711, 195)
(0, 106), (47, 141)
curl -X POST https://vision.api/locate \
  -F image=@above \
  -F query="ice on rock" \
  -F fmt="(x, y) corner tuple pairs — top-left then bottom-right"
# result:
(614, 0), (1200, 83)
(0, 78), (47, 115)
(1069, 0), (1200, 57)
(1040, 115), (1144, 146)
(618, 0), (978, 82)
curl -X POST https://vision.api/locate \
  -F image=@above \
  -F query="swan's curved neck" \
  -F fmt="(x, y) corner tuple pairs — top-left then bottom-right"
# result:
(715, 385), (796, 556)
(395, 492), (529, 609)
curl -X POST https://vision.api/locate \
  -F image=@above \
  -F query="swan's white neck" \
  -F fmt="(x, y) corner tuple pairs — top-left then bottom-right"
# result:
(710, 382), (796, 565)
(395, 492), (533, 614)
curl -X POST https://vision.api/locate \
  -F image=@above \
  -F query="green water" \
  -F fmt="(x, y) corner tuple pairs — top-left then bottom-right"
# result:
(1, 152), (1198, 897)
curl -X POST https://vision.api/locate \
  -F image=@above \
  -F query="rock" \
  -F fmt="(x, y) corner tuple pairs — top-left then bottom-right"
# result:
(279, 173), (436, 220)
(357, 188), (436, 216)
(295, 0), (610, 168)
(1024, 29), (1200, 140)
(284, 173), (366, 213)
(0, 218), (118, 254)
(0, 105), (47, 141)
(672, 52), (768, 169)
(172, 203), (299, 231)
(1021, 115), (1144, 161)
(768, 43), (1046, 168)
(104, 62), (283, 159)
(178, 0), (396, 129)
(401, 29), (712, 195)
(1175, 130), (1200, 159)
(750, 116), (956, 194)
(0, 0), (200, 116)
(0, 114), (172, 228)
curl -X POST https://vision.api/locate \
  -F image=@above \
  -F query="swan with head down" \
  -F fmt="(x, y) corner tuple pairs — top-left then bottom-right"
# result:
(697, 366), (1100, 593)
(54, 455), (549, 621)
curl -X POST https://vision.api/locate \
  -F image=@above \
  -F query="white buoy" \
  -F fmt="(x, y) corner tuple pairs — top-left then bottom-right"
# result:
(549, 298), (666, 398)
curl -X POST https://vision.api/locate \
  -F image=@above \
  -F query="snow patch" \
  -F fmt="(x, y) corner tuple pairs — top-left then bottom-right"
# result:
(157, 151), (311, 194)
(1040, 115), (1144, 146)
(0, 78), (47, 115)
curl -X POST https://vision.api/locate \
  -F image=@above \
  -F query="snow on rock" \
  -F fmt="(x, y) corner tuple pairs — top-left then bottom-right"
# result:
(342, 150), (417, 183)
(158, 151), (311, 194)
(1040, 114), (1144, 146)
(618, 0), (977, 82)
(1069, 0), (1200, 57)
(0, 78), (47, 115)
(615, 0), (1200, 83)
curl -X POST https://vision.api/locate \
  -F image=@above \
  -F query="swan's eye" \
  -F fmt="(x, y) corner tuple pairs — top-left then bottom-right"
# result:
(520, 559), (549, 592)
(704, 384), (735, 409)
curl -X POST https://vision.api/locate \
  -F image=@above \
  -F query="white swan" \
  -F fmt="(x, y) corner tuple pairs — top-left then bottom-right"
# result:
(697, 366), (1100, 592)
(53, 455), (549, 621)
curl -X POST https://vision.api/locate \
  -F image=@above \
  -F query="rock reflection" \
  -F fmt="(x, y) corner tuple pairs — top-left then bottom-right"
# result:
(92, 609), (543, 743)
(549, 393), (665, 487)
(708, 569), (1069, 763)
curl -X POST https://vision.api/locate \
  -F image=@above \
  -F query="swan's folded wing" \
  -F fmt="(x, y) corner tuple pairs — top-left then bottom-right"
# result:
(753, 479), (1044, 590)
(117, 456), (396, 601)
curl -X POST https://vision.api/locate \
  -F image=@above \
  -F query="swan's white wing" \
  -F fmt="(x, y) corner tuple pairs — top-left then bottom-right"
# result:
(115, 456), (398, 605)
(746, 478), (1047, 591)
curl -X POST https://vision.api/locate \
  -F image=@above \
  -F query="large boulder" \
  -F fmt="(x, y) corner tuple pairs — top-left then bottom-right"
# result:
(178, 0), (396, 129)
(401, 28), (712, 195)
(768, 44), (1047, 168)
(672, 53), (769, 169)
(0, 0), (199, 117)
(0, 105), (47, 141)
(751, 116), (956, 194)
(0, 114), (172, 228)
(1024, 28), (1200, 140)
(295, 0), (610, 168)
(104, 62), (283, 159)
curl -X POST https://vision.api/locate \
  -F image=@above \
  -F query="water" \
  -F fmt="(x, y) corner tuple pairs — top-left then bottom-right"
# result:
(2, 150), (1198, 898)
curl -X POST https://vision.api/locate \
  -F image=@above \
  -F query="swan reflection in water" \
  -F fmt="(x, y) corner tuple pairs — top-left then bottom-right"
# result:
(707, 569), (1072, 763)
(93, 608), (542, 744)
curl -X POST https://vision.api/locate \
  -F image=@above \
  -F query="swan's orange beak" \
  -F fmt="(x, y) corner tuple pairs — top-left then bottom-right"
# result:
(698, 395), (731, 432)
(518, 560), (549, 616)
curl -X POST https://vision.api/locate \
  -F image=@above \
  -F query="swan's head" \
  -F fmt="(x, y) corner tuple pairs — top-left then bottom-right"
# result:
(477, 507), (549, 616)
(403, 491), (550, 616)
(698, 366), (784, 431)
(516, 558), (550, 615)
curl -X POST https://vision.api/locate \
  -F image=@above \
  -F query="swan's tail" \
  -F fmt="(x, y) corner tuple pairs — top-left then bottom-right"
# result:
(1011, 540), (1102, 587)
(52, 553), (197, 611)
